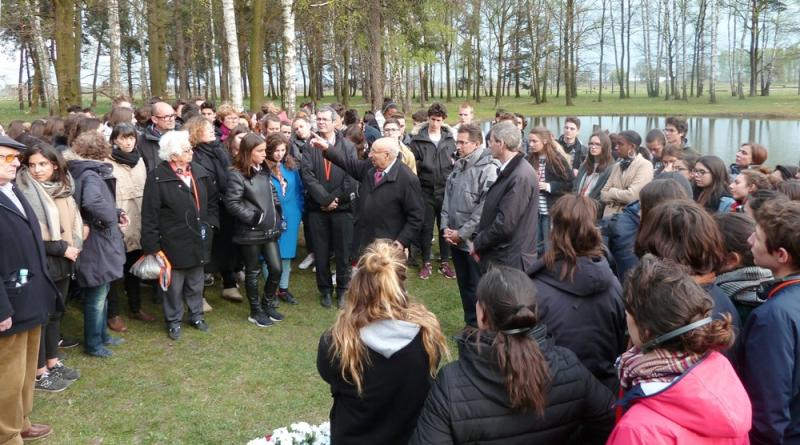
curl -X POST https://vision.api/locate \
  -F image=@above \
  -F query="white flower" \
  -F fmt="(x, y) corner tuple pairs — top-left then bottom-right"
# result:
(250, 421), (331, 445)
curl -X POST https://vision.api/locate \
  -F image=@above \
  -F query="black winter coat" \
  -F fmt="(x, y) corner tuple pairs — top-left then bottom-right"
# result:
(528, 153), (575, 210)
(558, 135), (587, 172)
(69, 160), (126, 288)
(409, 126), (457, 203)
(192, 141), (232, 195)
(141, 161), (220, 269)
(410, 327), (615, 445)
(323, 146), (424, 252)
(528, 257), (627, 391)
(472, 153), (539, 272)
(0, 186), (59, 336)
(317, 330), (435, 445)
(224, 166), (283, 245)
(136, 124), (162, 172)
(192, 141), (235, 273)
(300, 136), (358, 212)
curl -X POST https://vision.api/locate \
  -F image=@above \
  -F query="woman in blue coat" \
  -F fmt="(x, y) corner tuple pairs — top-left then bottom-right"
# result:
(265, 133), (304, 304)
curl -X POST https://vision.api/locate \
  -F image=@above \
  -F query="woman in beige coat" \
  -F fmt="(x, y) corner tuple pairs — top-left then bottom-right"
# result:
(106, 123), (154, 331)
(600, 131), (654, 219)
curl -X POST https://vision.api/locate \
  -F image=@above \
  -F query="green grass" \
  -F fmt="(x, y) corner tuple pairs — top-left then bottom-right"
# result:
(33, 245), (463, 444)
(3, 87), (800, 125)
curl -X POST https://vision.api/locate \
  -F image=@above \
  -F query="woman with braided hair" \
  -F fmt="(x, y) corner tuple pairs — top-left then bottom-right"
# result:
(410, 266), (614, 445)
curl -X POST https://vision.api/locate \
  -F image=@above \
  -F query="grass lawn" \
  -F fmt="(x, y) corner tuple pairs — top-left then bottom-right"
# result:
(2, 87), (800, 124)
(33, 245), (463, 444)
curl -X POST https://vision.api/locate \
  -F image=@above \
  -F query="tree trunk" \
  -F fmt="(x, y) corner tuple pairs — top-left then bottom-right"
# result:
(248, 0), (265, 110)
(709, 0), (718, 103)
(24, 0), (56, 114)
(598, 0), (607, 102)
(222, 0), (243, 109)
(748, 0), (759, 97)
(367, 0), (383, 111)
(108, 0), (122, 98)
(147, 0), (168, 98)
(18, 46), (25, 111)
(564, 0), (574, 106)
(91, 29), (104, 107)
(206, 0), (217, 101)
(54, 0), (81, 114)
(135, 0), (150, 100)
(281, 0), (296, 115)
(174, 0), (189, 99)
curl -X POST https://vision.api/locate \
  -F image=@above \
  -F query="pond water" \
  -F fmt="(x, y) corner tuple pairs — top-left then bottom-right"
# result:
(484, 116), (800, 167)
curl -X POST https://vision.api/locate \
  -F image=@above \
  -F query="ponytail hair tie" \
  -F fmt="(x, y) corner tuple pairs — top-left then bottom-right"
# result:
(501, 327), (533, 336)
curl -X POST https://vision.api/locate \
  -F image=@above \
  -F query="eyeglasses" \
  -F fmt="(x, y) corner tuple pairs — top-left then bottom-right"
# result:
(155, 114), (177, 120)
(455, 140), (474, 146)
(1, 153), (20, 163)
(691, 168), (709, 176)
(587, 142), (602, 147)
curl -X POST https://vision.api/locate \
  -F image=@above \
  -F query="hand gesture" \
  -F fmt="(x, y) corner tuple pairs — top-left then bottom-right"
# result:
(309, 133), (330, 151)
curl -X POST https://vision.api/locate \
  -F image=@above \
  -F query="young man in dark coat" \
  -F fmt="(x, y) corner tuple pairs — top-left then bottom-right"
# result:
(0, 136), (58, 442)
(310, 134), (423, 260)
(738, 199), (800, 445)
(408, 102), (458, 280)
(470, 121), (539, 273)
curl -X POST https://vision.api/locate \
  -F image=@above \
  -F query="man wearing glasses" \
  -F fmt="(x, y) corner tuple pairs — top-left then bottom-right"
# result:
(0, 136), (59, 442)
(138, 102), (178, 172)
(382, 118), (416, 174)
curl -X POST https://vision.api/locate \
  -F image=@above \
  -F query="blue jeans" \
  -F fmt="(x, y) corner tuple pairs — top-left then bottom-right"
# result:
(262, 259), (292, 289)
(536, 213), (551, 257)
(82, 282), (111, 354)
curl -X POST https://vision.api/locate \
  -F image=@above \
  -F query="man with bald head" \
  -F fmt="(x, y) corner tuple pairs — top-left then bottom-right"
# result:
(138, 101), (177, 171)
(311, 134), (424, 263)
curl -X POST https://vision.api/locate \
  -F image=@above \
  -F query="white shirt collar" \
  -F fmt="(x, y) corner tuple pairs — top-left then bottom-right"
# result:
(381, 157), (398, 176)
(498, 154), (515, 172)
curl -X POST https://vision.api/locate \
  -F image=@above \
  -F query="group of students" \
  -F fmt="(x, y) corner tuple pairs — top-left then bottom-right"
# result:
(2, 97), (800, 444)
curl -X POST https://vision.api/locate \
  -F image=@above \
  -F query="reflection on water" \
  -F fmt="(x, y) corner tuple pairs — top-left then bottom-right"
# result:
(482, 116), (799, 167)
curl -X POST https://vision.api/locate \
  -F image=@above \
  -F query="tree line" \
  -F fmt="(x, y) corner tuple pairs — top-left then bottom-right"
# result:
(0, 0), (798, 117)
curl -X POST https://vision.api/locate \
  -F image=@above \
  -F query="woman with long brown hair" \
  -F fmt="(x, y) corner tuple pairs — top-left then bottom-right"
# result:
(224, 133), (284, 327)
(411, 265), (614, 444)
(692, 155), (735, 213)
(608, 255), (750, 444)
(318, 239), (448, 444)
(528, 194), (626, 391)
(574, 131), (614, 216)
(526, 126), (574, 255)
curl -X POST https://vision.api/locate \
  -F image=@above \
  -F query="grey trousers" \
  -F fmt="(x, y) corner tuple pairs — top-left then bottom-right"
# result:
(161, 266), (205, 327)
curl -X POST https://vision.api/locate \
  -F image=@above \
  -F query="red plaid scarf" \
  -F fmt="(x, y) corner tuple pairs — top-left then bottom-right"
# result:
(618, 346), (701, 391)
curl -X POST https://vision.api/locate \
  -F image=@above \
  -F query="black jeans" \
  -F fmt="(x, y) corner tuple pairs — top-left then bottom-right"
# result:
(107, 250), (143, 317)
(420, 196), (450, 263)
(452, 248), (481, 327)
(308, 210), (353, 295)
(240, 241), (282, 299)
(38, 277), (70, 368)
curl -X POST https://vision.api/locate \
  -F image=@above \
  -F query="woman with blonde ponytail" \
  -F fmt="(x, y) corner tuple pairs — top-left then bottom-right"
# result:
(317, 239), (448, 445)
(411, 266), (614, 445)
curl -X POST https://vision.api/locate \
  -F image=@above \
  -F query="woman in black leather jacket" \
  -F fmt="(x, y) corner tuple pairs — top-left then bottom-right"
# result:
(224, 133), (284, 327)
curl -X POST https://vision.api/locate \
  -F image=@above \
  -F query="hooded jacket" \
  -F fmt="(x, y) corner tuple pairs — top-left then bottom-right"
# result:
(528, 256), (627, 391)
(317, 320), (436, 445)
(609, 351), (751, 445)
(68, 159), (126, 287)
(410, 327), (614, 445)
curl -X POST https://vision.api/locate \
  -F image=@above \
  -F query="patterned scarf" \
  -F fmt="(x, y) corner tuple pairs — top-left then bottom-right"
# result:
(618, 346), (701, 391)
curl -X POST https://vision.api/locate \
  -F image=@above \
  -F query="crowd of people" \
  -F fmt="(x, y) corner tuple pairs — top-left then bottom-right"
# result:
(1, 95), (800, 444)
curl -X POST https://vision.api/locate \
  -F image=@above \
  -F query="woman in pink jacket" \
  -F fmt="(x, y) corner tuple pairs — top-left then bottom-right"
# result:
(608, 255), (751, 445)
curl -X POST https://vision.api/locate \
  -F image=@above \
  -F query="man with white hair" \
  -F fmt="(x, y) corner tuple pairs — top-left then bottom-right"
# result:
(311, 135), (424, 277)
(141, 130), (219, 341)
(470, 120), (539, 272)
(138, 101), (178, 172)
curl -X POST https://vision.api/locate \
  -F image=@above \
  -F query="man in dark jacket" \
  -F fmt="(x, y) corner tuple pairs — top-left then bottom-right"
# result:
(471, 121), (539, 273)
(0, 136), (57, 442)
(409, 103), (458, 280)
(311, 134), (423, 263)
(558, 116), (586, 175)
(739, 199), (800, 445)
(301, 107), (359, 308)
(137, 102), (177, 172)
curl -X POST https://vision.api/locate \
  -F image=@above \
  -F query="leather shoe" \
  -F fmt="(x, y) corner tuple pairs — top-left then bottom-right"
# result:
(320, 292), (332, 308)
(131, 309), (156, 322)
(107, 315), (128, 332)
(21, 423), (52, 442)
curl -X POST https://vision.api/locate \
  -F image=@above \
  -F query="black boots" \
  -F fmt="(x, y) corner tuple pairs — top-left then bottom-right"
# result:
(277, 288), (299, 305)
(262, 294), (285, 322)
(321, 292), (332, 308)
(247, 293), (272, 328)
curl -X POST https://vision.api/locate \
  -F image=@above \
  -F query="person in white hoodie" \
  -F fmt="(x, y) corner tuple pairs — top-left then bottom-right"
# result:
(316, 239), (448, 445)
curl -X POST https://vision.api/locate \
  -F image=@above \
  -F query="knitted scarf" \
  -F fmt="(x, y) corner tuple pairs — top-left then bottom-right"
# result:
(111, 147), (141, 168)
(618, 346), (701, 391)
(15, 168), (83, 249)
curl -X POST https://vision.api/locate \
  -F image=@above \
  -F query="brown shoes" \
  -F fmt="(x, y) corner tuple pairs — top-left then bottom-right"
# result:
(21, 423), (52, 442)
(107, 315), (128, 332)
(131, 309), (156, 322)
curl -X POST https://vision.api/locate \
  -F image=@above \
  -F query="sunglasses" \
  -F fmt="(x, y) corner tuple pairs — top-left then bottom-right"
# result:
(1, 153), (21, 163)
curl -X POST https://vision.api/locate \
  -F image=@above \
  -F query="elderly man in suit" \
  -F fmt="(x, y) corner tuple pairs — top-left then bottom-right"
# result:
(310, 134), (423, 300)
(0, 135), (59, 443)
